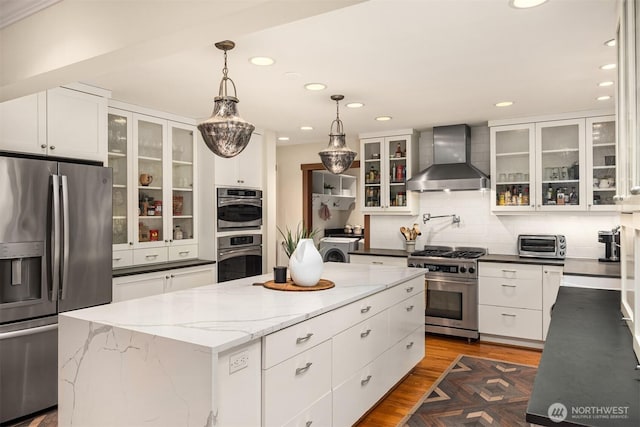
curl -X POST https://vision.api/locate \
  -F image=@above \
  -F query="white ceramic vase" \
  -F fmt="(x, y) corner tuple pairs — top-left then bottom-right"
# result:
(289, 238), (324, 287)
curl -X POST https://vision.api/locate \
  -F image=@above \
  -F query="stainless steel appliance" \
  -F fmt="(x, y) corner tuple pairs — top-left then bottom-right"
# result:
(518, 234), (566, 259)
(0, 154), (112, 424)
(319, 237), (360, 263)
(408, 245), (486, 340)
(598, 226), (620, 262)
(217, 234), (263, 282)
(217, 188), (262, 231)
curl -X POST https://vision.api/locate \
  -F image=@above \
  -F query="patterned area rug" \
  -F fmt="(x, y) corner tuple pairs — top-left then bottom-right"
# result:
(400, 355), (537, 427)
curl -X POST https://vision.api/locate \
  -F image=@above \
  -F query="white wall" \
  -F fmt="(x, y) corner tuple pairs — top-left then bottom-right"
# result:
(369, 126), (619, 258)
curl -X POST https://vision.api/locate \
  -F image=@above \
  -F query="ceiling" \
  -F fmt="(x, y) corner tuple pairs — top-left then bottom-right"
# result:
(2, 0), (618, 147)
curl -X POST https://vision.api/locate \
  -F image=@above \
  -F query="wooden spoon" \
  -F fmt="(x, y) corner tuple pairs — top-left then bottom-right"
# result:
(400, 226), (409, 240)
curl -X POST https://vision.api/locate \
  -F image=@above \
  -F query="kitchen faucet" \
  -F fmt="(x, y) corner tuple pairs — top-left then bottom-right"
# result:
(423, 213), (460, 224)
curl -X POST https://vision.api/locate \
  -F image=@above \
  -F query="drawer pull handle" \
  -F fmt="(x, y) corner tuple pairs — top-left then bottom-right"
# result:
(361, 375), (372, 386)
(295, 362), (312, 375)
(179, 251), (190, 256)
(372, 261), (383, 265)
(296, 333), (314, 344)
(405, 286), (414, 293)
(113, 257), (122, 261)
(145, 254), (158, 259)
(406, 341), (414, 349)
(306, 422), (312, 427)
(360, 329), (372, 338)
(360, 305), (372, 314)
(406, 305), (414, 312)
(501, 284), (516, 288)
(501, 269), (516, 273)
(501, 313), (517, 317)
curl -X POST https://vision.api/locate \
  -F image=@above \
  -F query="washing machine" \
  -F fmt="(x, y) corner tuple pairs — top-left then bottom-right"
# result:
(319, 237), (361, 263)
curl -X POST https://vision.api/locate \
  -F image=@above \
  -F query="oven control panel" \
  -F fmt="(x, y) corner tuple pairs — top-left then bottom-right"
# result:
(408, 260), (477, 278)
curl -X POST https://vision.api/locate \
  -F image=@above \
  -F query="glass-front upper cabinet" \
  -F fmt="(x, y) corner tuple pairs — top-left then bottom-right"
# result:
(108, 110), (133, 249)
(535, 118), (585, 211)
(586, 116), (617, 210)
(170, 122), (196, 243)
(490, 124), (535, 211)
(134, 114), (167, 248)
(362, 138), (383, 209)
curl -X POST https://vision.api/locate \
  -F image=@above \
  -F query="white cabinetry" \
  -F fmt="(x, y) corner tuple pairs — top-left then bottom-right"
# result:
(489, 112), (615, 213)
(349, 254), (408, 267)
(359, 130), (418, 214)
(215, 132), (263, 188)
(112, 264), (215, 302)
(108, 101), (198, 266)
(620, 212), (640, 360)
(261, 275), (424, 427)
(0, 85), (108, 162)
(478, 261), (562, 347)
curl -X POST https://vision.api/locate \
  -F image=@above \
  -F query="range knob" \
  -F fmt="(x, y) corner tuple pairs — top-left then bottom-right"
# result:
(408, 262), (421, 268)
(459, 266), (467, 273)
(468, 267), (475, 274)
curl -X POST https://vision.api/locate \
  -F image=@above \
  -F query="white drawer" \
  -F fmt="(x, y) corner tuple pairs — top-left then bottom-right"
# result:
(332, 310), (389, 386)
(168, 244), (198, 261)
(479, 276), (542, 310)
(332, 351), (389, 427)
(133, 247), (168, 265)
(478, 262), (541, 280)
(479, 304), (542, 340)
(389, 291), (425, 345)
(263, 340), (332, 427)
(331, 289), (390, 335)
(349, 254), (408, 267)
(383, 326), (425, 389)
(263, 312), (335, 369)
(386, 275), (424, 307)
(112, 249), (133, 268)
(282, 391), (332, 427)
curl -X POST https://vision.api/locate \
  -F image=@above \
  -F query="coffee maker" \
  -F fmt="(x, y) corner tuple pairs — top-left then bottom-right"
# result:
(598, 226), (621, 262)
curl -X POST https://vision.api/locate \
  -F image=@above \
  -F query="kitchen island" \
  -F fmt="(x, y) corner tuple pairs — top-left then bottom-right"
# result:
(58, 262), (426, 427)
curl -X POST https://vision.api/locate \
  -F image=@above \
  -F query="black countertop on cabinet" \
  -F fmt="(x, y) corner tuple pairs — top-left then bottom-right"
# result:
(526, 287), (639, 426)
(479, 254), (621, 278)
(348, 248), (411, 258)
(113, 259), (216, 278)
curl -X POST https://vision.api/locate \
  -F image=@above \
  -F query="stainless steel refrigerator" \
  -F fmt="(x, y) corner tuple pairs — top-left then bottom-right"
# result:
(0, 154), (112, 424)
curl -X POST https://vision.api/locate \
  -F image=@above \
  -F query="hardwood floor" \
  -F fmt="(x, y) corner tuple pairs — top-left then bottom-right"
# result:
(355, 334), (542, 427)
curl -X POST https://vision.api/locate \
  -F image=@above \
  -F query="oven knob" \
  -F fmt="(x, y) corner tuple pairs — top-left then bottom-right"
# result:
(408, 262), (416, 268)
(459, 266), (466, 273)
(468, 267), (475, 274)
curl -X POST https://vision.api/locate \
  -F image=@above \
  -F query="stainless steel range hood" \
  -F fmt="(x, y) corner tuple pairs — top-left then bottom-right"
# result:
(407, 124), (490, 192)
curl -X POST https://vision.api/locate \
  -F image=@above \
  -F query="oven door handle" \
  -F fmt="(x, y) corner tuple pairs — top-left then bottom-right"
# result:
(218, 247), (263, 262)
(425, 276), (476, 286)
(218, 198), (262, 208)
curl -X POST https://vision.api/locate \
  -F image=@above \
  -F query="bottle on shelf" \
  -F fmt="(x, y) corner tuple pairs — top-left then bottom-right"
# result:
(174, 225), (183, 240)
(556, 187), (565, 205)
(546, 184), (554, 204)
(395, 143), (403, 158)
(569, 187), (578, 205)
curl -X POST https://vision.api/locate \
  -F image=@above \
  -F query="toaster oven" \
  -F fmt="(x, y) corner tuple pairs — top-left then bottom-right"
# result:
(518, 234), (566, 259)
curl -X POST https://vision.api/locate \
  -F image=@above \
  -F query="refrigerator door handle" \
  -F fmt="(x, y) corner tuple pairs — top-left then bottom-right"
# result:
(60, 175), (70, 301)
(51, 174), (61, 301)
(0, 323), (58, 340)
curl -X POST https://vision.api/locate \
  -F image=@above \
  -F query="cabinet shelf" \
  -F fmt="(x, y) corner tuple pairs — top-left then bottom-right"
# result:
(173, 215), (193, 219)
(113, 184), (126, 189)
(593, 187), (616, 192)
(172, 160), (193, 166)
(593, 165), (616, 169)
(138, 215), (162, 219)
(497, 181), (529, 185)
(139, 186), (162, 190)
(541, 148), (579, 154)
(108, 151), (126, 158)
(389, 156), (407, 161)
(389, 182), (406, 186)
(138, 156), (162, 162)
(542, 179), (579, 184)
(173, 187), (193, 192)
(593, 142), (615, 147)
(364, 159), (381, 163)
(495, 151), (529, 157)
(113, 215), (127, 220)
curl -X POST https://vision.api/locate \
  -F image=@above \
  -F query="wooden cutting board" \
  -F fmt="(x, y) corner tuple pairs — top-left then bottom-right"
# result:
(261, 278), (335, 291)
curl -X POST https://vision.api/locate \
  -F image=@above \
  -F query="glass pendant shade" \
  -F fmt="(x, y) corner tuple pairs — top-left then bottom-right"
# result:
(198, 40), (255, 158)
(319, 95), (356, 174)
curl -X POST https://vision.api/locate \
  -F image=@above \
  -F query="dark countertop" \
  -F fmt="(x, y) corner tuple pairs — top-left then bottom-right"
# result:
(526, 287), (639, 426)
(479, 254), (620, 279)
(113, 259), (216, 278)
(348, 248), (412, 258)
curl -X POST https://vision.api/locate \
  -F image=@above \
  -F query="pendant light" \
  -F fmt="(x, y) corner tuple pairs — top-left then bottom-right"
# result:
(319, 95), (356, 174)
(198, 40), (255, 158)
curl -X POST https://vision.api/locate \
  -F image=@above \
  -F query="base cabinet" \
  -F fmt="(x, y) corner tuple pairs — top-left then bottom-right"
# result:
(349, 254), (408, 267)
(261, 276), (425, 427)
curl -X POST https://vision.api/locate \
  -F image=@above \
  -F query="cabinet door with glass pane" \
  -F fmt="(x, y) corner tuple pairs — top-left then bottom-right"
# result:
(361, 138), (384, 211)
(385, 135), (411, 212)
(108, 108), (134, 250)
(586, 116), (617, 210)
(535, 119), (585, 211)
(169, 121), (197, 244)
(133, 114), (167, 248)
(490, 124), (535, 212)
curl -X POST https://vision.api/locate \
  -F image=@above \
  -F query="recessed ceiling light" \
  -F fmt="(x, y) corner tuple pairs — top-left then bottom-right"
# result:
(597, 95), (612, 101)
(495, 101), (514, 107)
(300, 126), (314, 131)
(346, 102), (364, 108)
(605, 39), (616, 47)
(304, 83), (326, 91)
(509, 0), (548, 9)
(249, 56), (275, 66)
(277, 136), (290, 141)
(600, 63), (617, 70)
(599, 81), (614, 87)
(375, 116), (392, 121)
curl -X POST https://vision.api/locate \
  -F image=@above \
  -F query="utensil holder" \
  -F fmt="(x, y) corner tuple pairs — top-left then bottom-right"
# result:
(405, 240), (416, 253)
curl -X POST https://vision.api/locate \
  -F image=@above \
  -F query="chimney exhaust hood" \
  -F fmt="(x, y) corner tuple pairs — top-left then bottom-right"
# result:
(407, 124), (490, 192)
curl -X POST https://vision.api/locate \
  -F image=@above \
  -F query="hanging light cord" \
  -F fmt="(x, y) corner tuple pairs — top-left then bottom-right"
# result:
(218, 48), (238, 98)
(331, 98), (344, 134)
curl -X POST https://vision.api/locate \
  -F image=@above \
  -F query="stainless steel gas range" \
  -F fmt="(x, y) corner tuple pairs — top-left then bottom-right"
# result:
(408, 245), (486, 341)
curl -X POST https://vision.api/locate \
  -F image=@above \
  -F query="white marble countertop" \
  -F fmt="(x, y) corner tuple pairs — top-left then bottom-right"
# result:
(62, 262), (426, 353)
